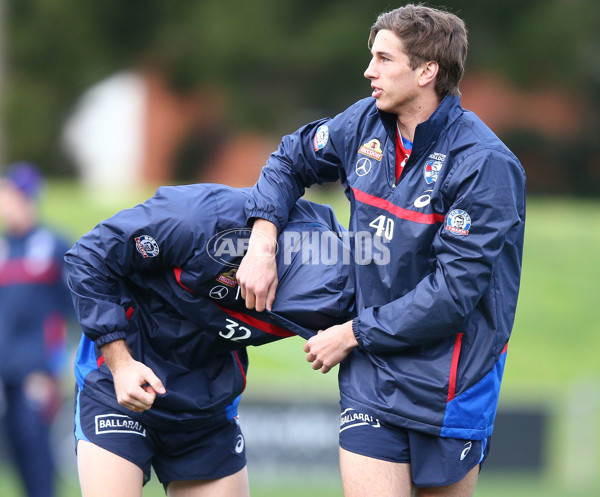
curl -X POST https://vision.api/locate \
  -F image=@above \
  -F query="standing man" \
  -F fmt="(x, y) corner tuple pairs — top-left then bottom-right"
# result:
(0, 162), (72, 497)
(237, 4), (526, 497)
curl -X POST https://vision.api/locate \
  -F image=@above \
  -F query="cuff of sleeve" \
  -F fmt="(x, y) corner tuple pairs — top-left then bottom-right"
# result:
(351, 319), (364, 348)
(246, 210), (283, 232)
(94, 331), (128, 348)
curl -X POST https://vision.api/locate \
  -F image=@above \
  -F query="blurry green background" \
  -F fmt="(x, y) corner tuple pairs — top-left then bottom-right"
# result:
(1, 184), (598, 496)
(1, 0), (599, 495)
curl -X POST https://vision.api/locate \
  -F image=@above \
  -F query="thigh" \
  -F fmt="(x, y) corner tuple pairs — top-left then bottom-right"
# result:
(415, 465), (479, 497)
(153, 417), (246, 487)
(167, 466), (249, 497)
(77, 440), (144, 497)
(3, 382), (55, 497)
(75, 389), (154, 483)
(340, 447), (412, 497)
(3, 381), (52, 446)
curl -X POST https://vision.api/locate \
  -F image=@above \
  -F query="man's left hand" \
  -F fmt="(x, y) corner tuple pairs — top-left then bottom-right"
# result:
(304, 320), (358, 374)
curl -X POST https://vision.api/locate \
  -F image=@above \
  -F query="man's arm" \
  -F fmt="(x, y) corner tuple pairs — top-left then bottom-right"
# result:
(65, 186), (212, 346)
(101, 340), (166, 412)
(241, 116), (347, 310)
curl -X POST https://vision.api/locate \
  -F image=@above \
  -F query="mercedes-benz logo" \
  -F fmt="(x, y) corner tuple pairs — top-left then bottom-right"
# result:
(209, 285), (229, 299)
(356, 157), (372, 176)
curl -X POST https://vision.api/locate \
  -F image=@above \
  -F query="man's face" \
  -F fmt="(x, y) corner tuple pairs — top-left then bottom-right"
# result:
(364, 30), (421, 115)
(0, 181), (35, 233)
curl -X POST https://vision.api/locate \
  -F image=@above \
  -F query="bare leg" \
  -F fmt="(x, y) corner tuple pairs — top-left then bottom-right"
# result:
(77, 440), (144, 497)
(415, 465), (479, 497)
(167, 466), (250, 497)
(340, 447), (412, 497)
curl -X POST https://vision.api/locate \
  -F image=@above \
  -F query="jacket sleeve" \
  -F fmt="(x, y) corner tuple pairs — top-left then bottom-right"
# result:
(64, 187), (215, 347)
(353, 149), (526, 352)
(245, 110), (354, 231)
(268, 199), (356, 337)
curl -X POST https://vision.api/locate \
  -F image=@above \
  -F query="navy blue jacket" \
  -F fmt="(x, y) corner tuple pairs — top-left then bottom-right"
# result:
(0, 226), (72, 383)
(66, 184), (354, 430)
(245, 96), (526, 439)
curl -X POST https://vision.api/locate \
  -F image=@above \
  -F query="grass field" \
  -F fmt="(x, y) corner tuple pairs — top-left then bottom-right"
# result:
(1, 469), (599, 497)
(1, 181), (598, 496)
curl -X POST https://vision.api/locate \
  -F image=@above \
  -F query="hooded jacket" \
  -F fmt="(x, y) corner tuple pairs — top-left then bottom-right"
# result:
(66, 184), (354, 430)
(245, 96), (526, 439)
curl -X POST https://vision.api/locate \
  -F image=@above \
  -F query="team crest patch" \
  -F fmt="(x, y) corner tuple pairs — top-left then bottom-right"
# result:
(358, 139), (383, 161)
(446, 209), (471, 236)
(424, 159), (443, 184)
(217, 268), (238, 287)
(135, 235), (159, 258)
(314, 125), (329, 151)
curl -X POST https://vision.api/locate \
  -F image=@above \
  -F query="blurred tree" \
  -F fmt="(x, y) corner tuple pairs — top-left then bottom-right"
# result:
(1, 0), (599, 191)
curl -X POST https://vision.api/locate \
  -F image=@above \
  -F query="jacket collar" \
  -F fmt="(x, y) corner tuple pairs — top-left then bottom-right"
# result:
(375, 95), (462, 155)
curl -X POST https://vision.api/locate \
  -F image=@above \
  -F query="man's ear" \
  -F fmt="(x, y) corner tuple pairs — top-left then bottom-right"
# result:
(418, 61), (439, 88)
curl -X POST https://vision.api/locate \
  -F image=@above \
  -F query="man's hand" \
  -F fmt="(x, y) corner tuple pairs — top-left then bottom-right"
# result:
(23, 371), (63, 421)
(236, 219), (279, 311)
(304, 321), (359, 374)
(101, 340), (166, 412)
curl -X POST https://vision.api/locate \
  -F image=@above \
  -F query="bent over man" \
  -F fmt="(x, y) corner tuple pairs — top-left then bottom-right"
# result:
(65, 183), (354, 497)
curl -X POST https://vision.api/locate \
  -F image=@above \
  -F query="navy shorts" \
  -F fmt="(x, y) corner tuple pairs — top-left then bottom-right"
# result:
(339, 404), (490, 488)
(74, 388), (246, 487)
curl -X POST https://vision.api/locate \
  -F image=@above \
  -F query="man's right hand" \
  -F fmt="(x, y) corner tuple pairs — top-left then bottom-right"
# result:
(101, 340), (166, 413)
(236, 219), (279, 312)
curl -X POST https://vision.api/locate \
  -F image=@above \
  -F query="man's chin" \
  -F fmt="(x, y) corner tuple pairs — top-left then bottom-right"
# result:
(374, 99), (393, 113)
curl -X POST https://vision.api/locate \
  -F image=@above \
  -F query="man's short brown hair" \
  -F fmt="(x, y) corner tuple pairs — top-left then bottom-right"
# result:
(369, 4), (468, 98)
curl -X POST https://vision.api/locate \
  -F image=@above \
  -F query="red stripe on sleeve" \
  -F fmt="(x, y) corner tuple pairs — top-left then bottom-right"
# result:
(174, 267), (196, 293)
(233, 350), (247, 391)
(350, 187), (445, 224)
(126, 306), (135, 320)
(214, 302), (295, 338)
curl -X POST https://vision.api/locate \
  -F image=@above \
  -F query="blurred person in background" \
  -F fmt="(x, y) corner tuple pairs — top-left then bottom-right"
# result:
(65, 184), (354, 497)
(0, 162), (73, 497)
(237, 4), (526, 497)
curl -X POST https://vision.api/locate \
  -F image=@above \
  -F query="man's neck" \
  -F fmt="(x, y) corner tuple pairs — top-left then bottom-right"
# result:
(7, 218), (36, 237)
(396, 95), (441, 142)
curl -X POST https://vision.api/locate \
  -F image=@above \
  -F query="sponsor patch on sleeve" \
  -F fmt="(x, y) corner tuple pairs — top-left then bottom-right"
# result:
(445, 209), (471, 236)
(314, 125), (329, 151)
(135, 235), (160, 258)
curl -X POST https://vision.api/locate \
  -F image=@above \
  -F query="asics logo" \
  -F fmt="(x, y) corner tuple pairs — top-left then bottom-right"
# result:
(235, 434), (245, 454)
(460, 441), (472, 461)
(413, 190), (433, 208)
